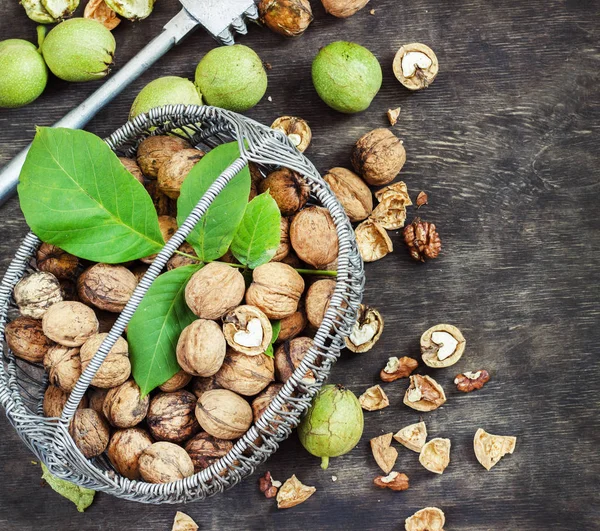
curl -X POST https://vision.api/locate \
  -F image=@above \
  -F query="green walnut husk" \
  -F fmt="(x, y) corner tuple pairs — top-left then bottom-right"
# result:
(105, 0), (155, 21)
(41, 464), (95, 512)
(195, 45), (268, 112)
(41, 0), (79, 20)
(42, 18), (116, 82)
(298, 384), (364, 469)
(129, 76), (203, 120)
(0, 32), (48, 109)
(21, 0), (58, 24)
(312, 41), (382, 113)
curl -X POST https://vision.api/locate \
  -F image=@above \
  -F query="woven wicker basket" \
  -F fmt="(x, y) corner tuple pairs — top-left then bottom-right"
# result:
(0, 105), (364, 504)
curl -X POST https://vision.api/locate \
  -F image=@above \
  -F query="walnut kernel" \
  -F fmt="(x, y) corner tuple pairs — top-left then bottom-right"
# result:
(222, 305), (273, 356)
(373, 471), (409, 491)
(380, 356), (418, 382)
(259, 470), (281, 498)
(455, 370), (490, 392)
(403, 218), (441, 262)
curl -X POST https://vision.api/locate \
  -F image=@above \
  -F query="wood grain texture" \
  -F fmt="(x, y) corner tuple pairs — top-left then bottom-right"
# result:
(1, 0), (599, 529)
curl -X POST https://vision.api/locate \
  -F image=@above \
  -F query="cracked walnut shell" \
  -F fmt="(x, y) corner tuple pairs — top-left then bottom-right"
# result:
(139, 441), (195, 484)
(276, 474), (316, 509)
(421, 324), (466, 368)
(404, 218), (441, 262)
(474, 428), (516, 470)
(373, 471), (409, 491)
(80, 333), (131, 389)
(42, 301), (99, 347)
(172, 511), (198, 531)
(419, 437), (451, 474)
(351, 129), (406, 186)
(394, 421), (427, 453)
(370, 181), (412, 230)
(403, 375), (446, 412)
(359, 385), (389, 411)
(323, 167), (373, 222)
(405, 507), (446, 531)
(370, 433), (398, 474)
(271, 116), (312, 151)
(222, 305), (273, 356)
(380, 356), (418, 382)
(84, 0), (121, 30)
(107, 428), (153, 480)
(355, 219), (393, 263)
(345, 304), (383, 353)
(5, 316), (54, 363)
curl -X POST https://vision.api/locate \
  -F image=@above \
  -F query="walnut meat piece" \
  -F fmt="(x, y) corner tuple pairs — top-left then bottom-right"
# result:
(118, 157), (144, 183)
(355, 219), (393, 262)
(323, 167), (373, 222)
(80, 333), (131, 389)
(103, 380), (149, 428)
(403, 375), (446, 412)
(195, 389), (253, 440)
(246, 262), (305, 320)
(136, 135), (191, 178)
(139, 441), (195, 483)
(351, 129), (406, 186)
(271, 116), (312, 151)
(370, 433), (398, 474)
(147, 391), (200, 443)
(405, 507), (446, 531)
(305, 279), (336, 328)
(403, 218), (441, 262)
(185, 262), (245, 320)
(215, 349), (275, 396)
(44, 345), (82, 392)
(274, 337), (314, 383)
(370, 181), (412, 230)
(380, 356), (418, 382)
(222, 305), (273, 356)
(394, 421), (427, 453)
(345, 304), (384, 353)
(373, 471), (409, 491)
(43, 385), (88, 417)
(158, 148), (204, 199)
(184, 432), (233, 473)
(419, 438), (451, 474)
(42, 301), (99, 347)
(474, 428), (517, 470)
(359, 385), (389, 411)
(393, 43), (439, 91)
(77, 264), (137, 313)
(14, 271), (63, 319)
(258, 471), (281, 499)
(290, 206), (339, 269)
(276, 474), (316, 509)
(258, 168), (310, 216)
(5, 316), (54, 363)
(421, 324), (466, 368)
(159, 370), (193, 392)
(69, 408), (110, 458)
(36, 243), (79, 280)
(455, 370), (490, 392)
(176, 319), (227, 377)
(107, 428), (153, 480)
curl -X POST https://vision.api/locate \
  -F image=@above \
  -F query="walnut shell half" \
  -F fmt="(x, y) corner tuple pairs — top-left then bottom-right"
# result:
(403, 375), (446, 412)
(394, 421), (427, 453)
(345, 304), (384, 353)
(405, 507), (446, 531)
(473, 428), (517, 471)
(222, 305), (273, 356)
(421, 324), (466, 368)
(419, 437), (451, 474)
(355, 219), (393, 263)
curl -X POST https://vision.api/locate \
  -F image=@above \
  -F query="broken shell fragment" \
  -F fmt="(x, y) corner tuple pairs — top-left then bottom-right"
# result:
(370, 432), (397, 474)
(419, 437), (451, 474)
(276, 474), (316, 509)
(473, 428), (517, 470)
(345, 304), (383, 353)
(393, 421), (427, 453)
(271, 116), (312, 152)
(359, 384), (389, 411)
(403, 375), (446, 412)
(355, 219), (393, 262)
(405, 507), (446, 531)
(421, 324), (466, 368)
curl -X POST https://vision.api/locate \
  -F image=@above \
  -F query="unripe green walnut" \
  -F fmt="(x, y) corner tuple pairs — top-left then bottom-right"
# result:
(129, 76), (203, 120)
(195, 45), (267, 112)
(298, 384), (364, 469)
(312, 41), (382, 113)
(42, 18), (116, 82)
(0, 38), (48, 108)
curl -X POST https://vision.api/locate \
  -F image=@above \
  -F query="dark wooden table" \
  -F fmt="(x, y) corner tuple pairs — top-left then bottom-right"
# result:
(1, 0), (599, 529)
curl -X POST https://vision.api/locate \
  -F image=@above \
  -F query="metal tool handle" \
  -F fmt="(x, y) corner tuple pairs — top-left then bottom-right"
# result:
(0, 9), (198, 207)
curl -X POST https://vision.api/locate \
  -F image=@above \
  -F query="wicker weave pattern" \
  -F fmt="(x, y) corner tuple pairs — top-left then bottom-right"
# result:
(0, 105), (364, 504)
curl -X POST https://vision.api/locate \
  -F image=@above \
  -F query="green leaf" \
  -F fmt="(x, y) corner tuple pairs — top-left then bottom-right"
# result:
(177, 142), (250, 262)
(18, 127), (164, 263)
(230, 192), (281, 268)
(264, 320), (281, 358)
(41, 464), (95, 513)
(128, 265), (201, 396)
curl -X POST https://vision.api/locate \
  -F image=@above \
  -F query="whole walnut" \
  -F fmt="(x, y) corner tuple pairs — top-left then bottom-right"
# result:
(167, 243), (199, 271)
(36, 243), (79, 280)
(351, 129), (406, 186)
(245, 262), (305, 320)
(258, 168), (310, 216)
(305, 279), (336, 328)
(275, 336), (314, 383)
(80, 333), (131, 389)
(195, 389), (253, 440)
(184, 432), (233, 473)
(139, 441), (195, 483)
(147, 391), (200, 443)
(176, 319), (227, 377)
(42, 301), (99, 347)
(119, 157), (145, 184)
(14, 271), (63, 319)
(44, 345), (82, 392)
(321, 0), (370, 18)
(107, 428), (153, 480)
(141, 216), (178, 264)
(271, 217), (291, 262)
(185, 262), (245, 320)
(77, 263), (138, 313)
(158, 148), (203, 199)
(215, 349), (275, 396)
(159, 369), (193, 392)
(69, 408), (110, 458)
(290, 206), (339, 269)
(136, 135), (191, 178)
(259, 0), (313, 37)
(251, 383), (285, 423)
(5, 316), (54, 363)
(323, 167), (373, 222)
(43, 385), (88, 418)
(103, 380), (149, 428)
(277, 306), (307, 343)
(190, 375), (221, 399)
(87, 387), (109, 418)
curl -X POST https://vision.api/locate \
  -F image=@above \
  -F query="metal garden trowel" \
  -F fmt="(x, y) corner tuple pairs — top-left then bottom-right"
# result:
(0, 0), (259, 206)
